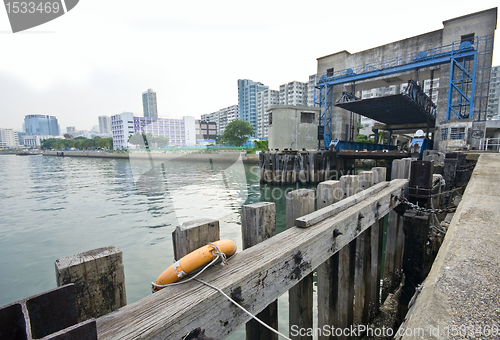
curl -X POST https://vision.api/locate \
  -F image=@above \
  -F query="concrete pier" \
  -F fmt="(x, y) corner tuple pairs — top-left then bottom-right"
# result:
(401, 153), (500, 338)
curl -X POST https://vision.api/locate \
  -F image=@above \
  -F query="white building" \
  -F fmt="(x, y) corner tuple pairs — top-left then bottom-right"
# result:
(111, 112), (197, 149)
(0, 128), (19, 148)
(111, 112), (135, 149)
(279, 81), (308, 106)
(487, 65), (500, 119)
(23, 135), (62, 148)
(257, 89), (279, 139)
(98, 116), (111, 134)
(308, 74), (318, 107)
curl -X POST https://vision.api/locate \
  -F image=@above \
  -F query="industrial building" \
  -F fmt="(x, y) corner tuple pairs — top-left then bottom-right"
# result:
(314, 8), (497, 152)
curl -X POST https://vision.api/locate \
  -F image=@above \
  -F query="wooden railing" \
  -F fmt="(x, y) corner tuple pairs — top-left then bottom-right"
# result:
(96, 161), (412, 340)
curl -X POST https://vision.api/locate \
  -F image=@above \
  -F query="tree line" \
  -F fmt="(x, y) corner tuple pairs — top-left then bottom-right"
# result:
(40, 136), (113, 150)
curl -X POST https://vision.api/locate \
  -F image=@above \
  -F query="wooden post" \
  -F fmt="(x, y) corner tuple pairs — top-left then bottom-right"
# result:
(55, 246), (126, 322)
(172, 218), (220, 260)
(353, 172), (374, 324)
(317, 175), (359, 339)
(367, 166), (387, 319)
(286, 189), (315, 340)
(316, 181), (341, 340)
(241, 202), (278, 340)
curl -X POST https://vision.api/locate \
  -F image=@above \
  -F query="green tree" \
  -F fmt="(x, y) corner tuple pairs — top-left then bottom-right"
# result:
(221, 119), (254, 147)
(153, 136), (169, 148)
(128, 133), (147, 147)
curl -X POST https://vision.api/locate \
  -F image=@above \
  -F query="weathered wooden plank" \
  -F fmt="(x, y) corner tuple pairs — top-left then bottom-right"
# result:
(241, 202), (278, 340)
(295, 181), (390, 228)
(96, 179), (408, 340)
(172, 218), (220, 261)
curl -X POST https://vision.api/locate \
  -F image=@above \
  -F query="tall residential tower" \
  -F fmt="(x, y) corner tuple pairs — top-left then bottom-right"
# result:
(142, 89), (158, 118)
(238, 79), (268, 135)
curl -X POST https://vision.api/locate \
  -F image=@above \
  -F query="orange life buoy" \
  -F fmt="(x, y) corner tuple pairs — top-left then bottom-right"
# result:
(152, 239), (237, 291)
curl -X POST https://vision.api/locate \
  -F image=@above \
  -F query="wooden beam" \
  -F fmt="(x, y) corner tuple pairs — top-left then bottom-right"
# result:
(295, 182), (390, 228)
(96, 179), (408, 340)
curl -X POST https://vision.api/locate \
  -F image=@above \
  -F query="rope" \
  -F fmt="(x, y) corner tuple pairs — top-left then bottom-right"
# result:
(152, 243), (291, 340)
(194, 278), (292, 340)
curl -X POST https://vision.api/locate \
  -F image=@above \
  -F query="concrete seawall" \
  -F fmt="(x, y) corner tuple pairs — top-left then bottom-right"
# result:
(43, 151), (260, 164)
(401, 153), (500, 339)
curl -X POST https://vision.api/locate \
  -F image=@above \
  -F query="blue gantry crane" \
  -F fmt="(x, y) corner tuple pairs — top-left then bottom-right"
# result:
(314, 35), (494, 149)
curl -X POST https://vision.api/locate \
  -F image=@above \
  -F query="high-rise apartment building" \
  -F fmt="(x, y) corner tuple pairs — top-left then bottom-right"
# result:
(487, 65), (500, 118)
(202, 105), (238, 136)
(98, 116), (111, 134)
(24, 115), (59, 136)
(257, 89), (279, 139)
(0, 128), (19, 148)
(238, 79), (268, 135)
(308, 74), (318, 107)
(279, 81), (309, 106)
(142, 89), (158, 118)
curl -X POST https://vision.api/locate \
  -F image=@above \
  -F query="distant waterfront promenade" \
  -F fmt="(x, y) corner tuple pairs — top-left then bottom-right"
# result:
(43, 150), (260, 164)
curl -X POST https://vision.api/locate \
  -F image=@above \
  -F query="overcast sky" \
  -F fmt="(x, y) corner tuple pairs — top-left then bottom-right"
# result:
(0, 1), (499, 132)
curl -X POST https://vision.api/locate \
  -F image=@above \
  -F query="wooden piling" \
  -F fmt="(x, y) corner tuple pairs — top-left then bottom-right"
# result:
(353, 172), (374, 324)
(286, 189), (315, 340)
(241, 202), (278, 340)
(55, 246), (126, 322)
(172, 218), (220, 260)
(316, 181), (341, 340)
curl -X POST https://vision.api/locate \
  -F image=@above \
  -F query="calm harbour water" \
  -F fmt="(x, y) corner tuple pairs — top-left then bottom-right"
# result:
(0, 153), (302, 338)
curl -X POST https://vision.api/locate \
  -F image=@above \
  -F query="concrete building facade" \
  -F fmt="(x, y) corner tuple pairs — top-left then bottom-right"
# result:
(24, 114), (59, 136)
(315, 8), (497, 151)
(238, 79), (268, 135)
(257, 89), (279, 139)
(0, 128), (19, 148)
(268, 105), (321, 151)
(142, 89), (158, 118)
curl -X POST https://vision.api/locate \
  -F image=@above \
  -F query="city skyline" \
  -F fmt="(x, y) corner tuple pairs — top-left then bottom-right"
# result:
(0, 1), (499, 132)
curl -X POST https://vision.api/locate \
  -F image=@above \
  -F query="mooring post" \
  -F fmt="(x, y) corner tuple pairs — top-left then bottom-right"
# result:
(241, 202), (278, 340)
(383, 159), (410, 301)
(286, 189), (315, 340)
(172, 218), (220, 260)
(401, 210), (431, 309)
(55, 246), (126, 322)
(316, 180), (341, 340)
